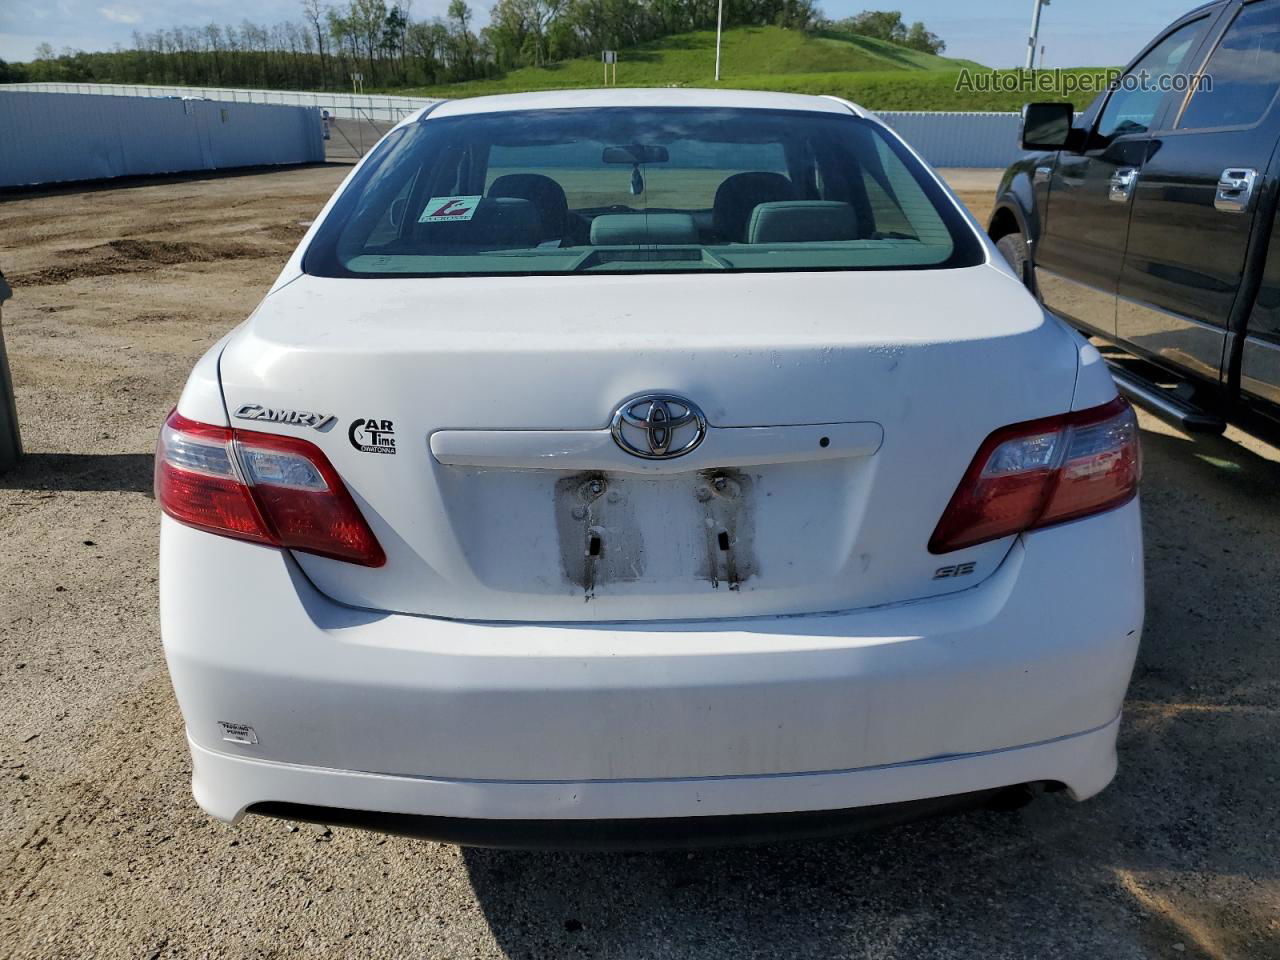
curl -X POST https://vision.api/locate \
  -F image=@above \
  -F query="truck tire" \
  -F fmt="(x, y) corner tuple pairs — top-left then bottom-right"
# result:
(996, 232), (1033, 291)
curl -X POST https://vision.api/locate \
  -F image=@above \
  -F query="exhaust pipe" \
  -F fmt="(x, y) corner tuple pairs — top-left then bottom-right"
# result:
(985, 783), (1042, 812)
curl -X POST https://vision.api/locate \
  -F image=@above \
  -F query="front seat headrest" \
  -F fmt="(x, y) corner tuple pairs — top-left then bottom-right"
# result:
(712, 172), (797, 242)
(488, 174), (569, 240)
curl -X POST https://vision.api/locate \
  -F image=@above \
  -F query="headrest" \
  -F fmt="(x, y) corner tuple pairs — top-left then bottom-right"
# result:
(712, 172), (797, 242)
(589, 213), (699, 246)
(415, 197), (541, 249)
(488, 174), (569, 234)
(747, 201), (859, 244)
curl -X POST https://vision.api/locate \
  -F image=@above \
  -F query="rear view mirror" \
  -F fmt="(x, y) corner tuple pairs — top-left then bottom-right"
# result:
(1021, 102), (1076, 151)
(389, 197), (408, 229)
(602, 144), (670, 165)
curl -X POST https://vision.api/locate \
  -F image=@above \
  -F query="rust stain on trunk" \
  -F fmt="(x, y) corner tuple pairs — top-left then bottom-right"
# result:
(554, 472), (645, 600)
(696, 468), (758, 590)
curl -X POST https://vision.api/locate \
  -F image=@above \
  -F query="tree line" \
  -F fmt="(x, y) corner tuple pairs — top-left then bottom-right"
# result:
(0, 2), (946, 91)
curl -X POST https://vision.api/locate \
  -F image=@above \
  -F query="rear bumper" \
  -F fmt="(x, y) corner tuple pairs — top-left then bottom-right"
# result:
(244, 791), (1010, 850)
(160, 500), (1143, 825)
(192, 715), (1120, 840)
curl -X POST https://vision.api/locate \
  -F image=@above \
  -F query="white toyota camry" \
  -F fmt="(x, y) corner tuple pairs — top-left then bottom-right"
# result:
(157, 88), (1143, 848)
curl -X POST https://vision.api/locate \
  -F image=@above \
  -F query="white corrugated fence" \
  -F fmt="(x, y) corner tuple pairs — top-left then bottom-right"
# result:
(3, 81), (435, 123)
(0, 89), (325, 187)
(873, 110), (1024, 169)
(1, 81), (1025, 170)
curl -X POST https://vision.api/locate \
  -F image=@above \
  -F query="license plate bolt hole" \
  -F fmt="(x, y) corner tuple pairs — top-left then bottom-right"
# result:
(578, 476), (607, 501)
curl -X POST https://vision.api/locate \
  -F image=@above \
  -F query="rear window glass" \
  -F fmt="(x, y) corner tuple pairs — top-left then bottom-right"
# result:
(303, 107), (983, 278)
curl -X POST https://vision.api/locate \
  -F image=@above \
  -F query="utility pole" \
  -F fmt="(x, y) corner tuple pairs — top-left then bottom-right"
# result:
(715, 0), (724, 81)
(1026, 0), (1050, 70)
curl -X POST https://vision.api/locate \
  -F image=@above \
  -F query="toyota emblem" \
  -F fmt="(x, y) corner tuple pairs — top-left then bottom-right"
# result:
(609, 394), (707, 460)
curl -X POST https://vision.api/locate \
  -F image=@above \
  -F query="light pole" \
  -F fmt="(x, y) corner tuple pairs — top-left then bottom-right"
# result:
(714, 0), (724, 81)
(1025, 0), (1050, 70)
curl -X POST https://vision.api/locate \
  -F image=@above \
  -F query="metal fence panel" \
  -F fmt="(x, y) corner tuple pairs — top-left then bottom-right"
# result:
(876, 111), (1023, 169)
(1, 83), (1024, 167)
(1, 81), (437, 123)
(0, 90), (324, 187)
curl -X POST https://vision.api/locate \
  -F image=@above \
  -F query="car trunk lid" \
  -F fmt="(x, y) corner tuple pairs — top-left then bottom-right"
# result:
(218, 265), (1079, 622)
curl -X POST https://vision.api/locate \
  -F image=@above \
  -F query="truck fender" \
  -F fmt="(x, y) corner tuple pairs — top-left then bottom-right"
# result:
(988, 163), (1044, 251)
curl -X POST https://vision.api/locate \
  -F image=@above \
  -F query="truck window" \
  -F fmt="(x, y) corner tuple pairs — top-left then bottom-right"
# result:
(1097, 18), (1208, 139)
(1179, 0), (1280, 130)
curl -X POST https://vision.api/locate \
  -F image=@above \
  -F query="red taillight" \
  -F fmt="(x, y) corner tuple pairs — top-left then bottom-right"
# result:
(156, 409), (386, 567)
(929, 397), (1141, 554)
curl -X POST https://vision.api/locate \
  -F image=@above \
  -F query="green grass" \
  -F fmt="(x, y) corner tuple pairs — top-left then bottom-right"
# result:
(806, 29), (985, 72)
(400, 27), (965, 96)
(395, 26), (1111, 111)
(721, 66), (1115, 111)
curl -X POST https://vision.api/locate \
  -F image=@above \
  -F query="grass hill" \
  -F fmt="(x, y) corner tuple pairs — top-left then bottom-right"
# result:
(405, 26), (975, 98)
(404, 25), (993, 104)
(795, 29), (985, 73)
(740, 65), (1112, 111)
(402, 26), (1108, 111)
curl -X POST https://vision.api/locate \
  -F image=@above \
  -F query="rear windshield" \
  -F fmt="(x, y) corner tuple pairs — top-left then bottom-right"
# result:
(304, 107), (984, 278)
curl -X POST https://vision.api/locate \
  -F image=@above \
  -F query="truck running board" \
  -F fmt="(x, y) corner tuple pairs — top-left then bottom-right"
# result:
(1107, 362), (1226, 436)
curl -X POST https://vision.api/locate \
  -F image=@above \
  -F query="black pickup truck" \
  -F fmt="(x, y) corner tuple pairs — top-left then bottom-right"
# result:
(989, 0), (1280, 437)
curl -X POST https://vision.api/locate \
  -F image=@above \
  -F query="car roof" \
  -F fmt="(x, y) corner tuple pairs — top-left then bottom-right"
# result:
(421, 88), (866, 121)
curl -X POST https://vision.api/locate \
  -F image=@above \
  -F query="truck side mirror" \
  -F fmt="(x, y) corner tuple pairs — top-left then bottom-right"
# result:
(1022, 102), (1079, 151)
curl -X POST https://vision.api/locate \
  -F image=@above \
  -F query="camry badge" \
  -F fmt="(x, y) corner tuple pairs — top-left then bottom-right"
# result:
(234, 404), (336, 431)
(610, 394), (707, 460)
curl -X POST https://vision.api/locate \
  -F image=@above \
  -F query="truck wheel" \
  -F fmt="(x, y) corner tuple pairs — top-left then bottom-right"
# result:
(996, 232), (1033, 291)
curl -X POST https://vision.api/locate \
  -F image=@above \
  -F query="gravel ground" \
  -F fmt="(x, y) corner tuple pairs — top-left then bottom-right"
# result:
(1, 163), (1278, 960)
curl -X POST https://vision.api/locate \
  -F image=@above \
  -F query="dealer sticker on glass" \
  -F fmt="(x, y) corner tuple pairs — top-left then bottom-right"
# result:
(419, 195), (482, 223)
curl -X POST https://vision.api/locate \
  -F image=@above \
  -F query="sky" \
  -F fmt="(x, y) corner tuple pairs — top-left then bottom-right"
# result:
(0, 0), (1203, 68)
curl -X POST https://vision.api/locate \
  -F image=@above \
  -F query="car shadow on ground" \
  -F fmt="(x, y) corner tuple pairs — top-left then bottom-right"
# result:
(460, 423), (1280, 959)
(0, 452), (154, 494)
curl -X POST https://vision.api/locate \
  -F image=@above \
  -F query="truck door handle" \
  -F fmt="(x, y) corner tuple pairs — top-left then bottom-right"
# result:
(1109, 167), (1139, 202)
(1215, 168), (1258, 213)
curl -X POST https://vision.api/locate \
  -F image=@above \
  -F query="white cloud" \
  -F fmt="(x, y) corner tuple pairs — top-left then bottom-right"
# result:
(98, 6), (142, 24)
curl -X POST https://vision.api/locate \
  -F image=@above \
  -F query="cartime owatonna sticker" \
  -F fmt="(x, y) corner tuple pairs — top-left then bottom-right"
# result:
(349, 418), (397, 455)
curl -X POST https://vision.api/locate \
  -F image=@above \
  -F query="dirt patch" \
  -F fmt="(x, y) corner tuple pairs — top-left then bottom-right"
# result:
(12, 238), (267, 287)
(128, 312), (188, 325)
(259, 222), (312, 244)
